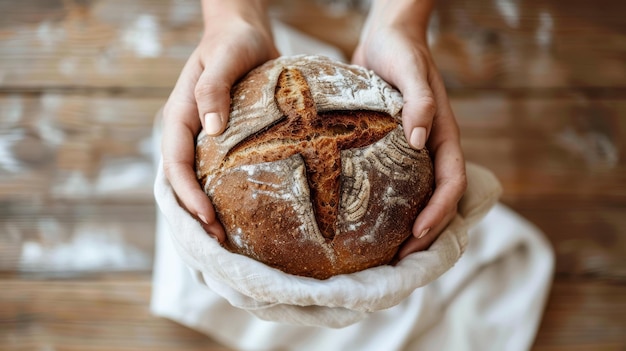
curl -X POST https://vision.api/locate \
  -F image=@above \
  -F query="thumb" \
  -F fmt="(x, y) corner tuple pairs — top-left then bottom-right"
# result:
(392, 60), (438, 150)
(398, 81), (436, 150)
(377, 56), (436, 150)
(396, 75), (437, 149)
(194, 68), (235, 136)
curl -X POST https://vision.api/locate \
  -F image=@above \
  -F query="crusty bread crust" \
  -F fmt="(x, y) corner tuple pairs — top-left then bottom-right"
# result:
(196, 55), (434, 279)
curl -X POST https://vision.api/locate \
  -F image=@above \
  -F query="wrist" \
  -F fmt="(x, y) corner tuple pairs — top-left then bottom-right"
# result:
(202, 0), (271, 31)
(366, 0), (433, 39)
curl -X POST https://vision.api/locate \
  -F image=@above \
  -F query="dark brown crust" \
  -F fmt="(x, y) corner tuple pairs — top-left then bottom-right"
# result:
(196, 56), (434, 280)
(224, 68), (398, 239)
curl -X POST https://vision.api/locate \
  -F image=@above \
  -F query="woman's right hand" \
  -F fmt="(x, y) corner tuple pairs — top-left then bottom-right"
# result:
(352, 0), (467, 259)
(161, 0), (279, 242)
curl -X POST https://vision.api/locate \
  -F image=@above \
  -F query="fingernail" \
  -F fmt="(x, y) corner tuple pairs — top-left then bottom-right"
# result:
(198, 213), (209, 225)
(204, 112), (222, 135)
(409, 127), (426, 149)
(417, 227), (430, 239)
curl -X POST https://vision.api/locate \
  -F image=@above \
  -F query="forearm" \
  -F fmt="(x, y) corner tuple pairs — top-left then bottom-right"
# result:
(366, 0), (434, 40)
(201, 0), (272, 32)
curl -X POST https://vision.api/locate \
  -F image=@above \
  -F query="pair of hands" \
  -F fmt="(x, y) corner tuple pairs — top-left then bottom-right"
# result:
(161, 0), (467, 260)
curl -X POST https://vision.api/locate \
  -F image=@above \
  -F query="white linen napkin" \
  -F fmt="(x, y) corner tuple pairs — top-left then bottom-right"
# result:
(155, 155), (501, 327)
(151, 172), (554, 350)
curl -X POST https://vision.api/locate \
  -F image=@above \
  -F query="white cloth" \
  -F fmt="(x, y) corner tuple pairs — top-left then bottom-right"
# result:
(155, 156), (501, 326)
(150, 23), (555, 350)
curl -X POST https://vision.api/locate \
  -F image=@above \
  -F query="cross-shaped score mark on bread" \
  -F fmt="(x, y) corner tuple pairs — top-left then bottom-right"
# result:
(224, 67), (398, 240)
(197, 56), (435, 278)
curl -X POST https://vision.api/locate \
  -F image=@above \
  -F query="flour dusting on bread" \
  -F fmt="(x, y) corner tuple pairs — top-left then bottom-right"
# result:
(196, 55), (433, 279)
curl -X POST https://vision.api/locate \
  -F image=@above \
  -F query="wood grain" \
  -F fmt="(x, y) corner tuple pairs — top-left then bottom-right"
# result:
(431, 0), (626, 90)
(0, 278), (623, 351)
(532, 280), (626, 350)
(1, 0), (624, 90)
(1, 94), (161, 276)
(0, 0), (202, 90)
(0, 94), (162, 202)
(0, 278), (231, 351)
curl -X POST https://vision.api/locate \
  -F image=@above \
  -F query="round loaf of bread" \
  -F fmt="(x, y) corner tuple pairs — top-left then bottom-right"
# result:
(196, 55), (434, 280)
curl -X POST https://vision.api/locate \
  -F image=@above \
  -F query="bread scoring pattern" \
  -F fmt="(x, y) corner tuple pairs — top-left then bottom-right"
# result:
(196, 55), (434, 279)
(222, 67), (397, 240)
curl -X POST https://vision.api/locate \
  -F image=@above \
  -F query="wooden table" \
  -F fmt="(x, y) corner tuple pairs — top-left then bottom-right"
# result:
(1, 0), (625, 350)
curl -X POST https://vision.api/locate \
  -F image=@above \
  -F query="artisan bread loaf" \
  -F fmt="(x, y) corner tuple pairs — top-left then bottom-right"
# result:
(196, 55), (434, 280)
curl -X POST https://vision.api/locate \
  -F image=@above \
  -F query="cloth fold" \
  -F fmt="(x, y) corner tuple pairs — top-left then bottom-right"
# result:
(155, 157), (501, 327)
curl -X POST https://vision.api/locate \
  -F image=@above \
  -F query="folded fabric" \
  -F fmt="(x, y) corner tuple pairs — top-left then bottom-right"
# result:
(154, 156), (501, 327)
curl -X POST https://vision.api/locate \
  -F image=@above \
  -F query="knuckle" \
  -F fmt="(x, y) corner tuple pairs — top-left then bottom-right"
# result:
(418, 96), (437, 116)
(447, 174), (468, 197)
(458, 175), (468, 193)
(162, 160), (187, 185)
(194, 81), (229, 101)
(162, 160), (177, 180)
(452, 171), (468, 190)
(162, 102), (174, 120)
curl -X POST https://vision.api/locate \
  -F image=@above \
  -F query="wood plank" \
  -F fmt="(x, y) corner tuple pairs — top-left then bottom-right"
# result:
(0, 0), (203, 90)
(532, 280), (626, 351)
(0, 0), (624, 90)
(7, 200), (624, 280)
(0, 203), (156, 276)
(0, 277), (231, 351)
(0, 93), (162, 202)
(431, 0), (626, 90)
(512, 202), (626, 280)
(454, 95), (626, 279)
(455, 95), (626, 201)
(0, 277), (623, 350)
(0, 93), (160, 275)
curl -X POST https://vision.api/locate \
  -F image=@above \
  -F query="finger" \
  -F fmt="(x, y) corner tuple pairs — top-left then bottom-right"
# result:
(402, 90), (436, 150)
(194, 61), (237, 136)
(351, 45), (366, 67)
(163, 161), (226, 242)
(397, 112), (465, 259)
(161, 104), (226, 242)
(413, 117), (466, 244)
(194, 41), (279, 136)
(161, 117), (226, 240)
(412, 128), (466, 231)
(397, 204), (457, 259)
(355, 45), (436, 150)
(388, 58), (436, 150)
(397, 156), (463, 260)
